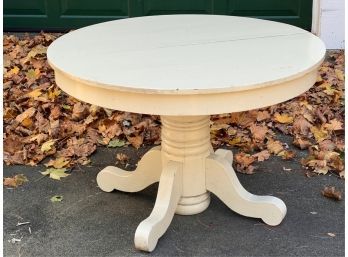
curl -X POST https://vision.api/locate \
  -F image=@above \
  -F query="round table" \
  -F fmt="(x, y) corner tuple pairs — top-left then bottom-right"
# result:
(47, 15), (325, 252)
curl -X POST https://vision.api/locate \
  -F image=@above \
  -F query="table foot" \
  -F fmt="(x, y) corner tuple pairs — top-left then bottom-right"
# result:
(96, 146), (162, 193)
(206, 153), (287, 226)
(134, 161), (182, 252)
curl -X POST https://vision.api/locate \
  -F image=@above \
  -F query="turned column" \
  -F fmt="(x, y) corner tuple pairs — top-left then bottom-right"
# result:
(160, 115), (212, 215)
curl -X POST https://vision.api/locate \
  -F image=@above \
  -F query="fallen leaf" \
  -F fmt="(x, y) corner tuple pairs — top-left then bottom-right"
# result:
(335, 69), (344, 81)
(25, 68), (40, 81)
(3, 54), (11, 67)
(3, 135), (24, 154)
(249, 124), (268, 142)
(29, 133), (48, 145)
(267, 140), (284, 155)
(278, 150), (296, 160)
(89, 105), (100, 116)
(256, 110), (271, 121)
(116, 153), (129, 163)
(8, 66), (20, 76)
(72, 102), (88, 121)
(227, 127), (237, 136)
(45, 157), (70, 169)
(311, 126), (329, 142)
(48, 87), (61, 101)
(127, 135), (143, 149)
(41, 168), (70, 180)
(319, 140), (336, 151)
(293, 136), (312, 150)
(103, 123), (122, 139)
(321, 186), (342, 201)
(324, 119), (343, 131)
(234, 152), (256, 174)
(3, 174), (28, 187)
(228, 136), (243, 146)
(252, 150), (270, 162)
(15, 107), (36, 123)
(41, 139), (56, 152)
(321, 82), (337, 95)
(304, 158), (329, 175)
(21, 117), (33, 128)
(77, 157), (91, 166)
(50, 195), (63, 202)
(230, 112), (255, 128)
(211, 123), (229, 131)
(274, 113), (294, 124)
(108, 139), (126, 148)
(21, 44), (47, 64)
(293, 116), (312, 135)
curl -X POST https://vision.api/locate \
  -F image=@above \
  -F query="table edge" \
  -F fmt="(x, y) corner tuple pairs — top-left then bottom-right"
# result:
(53, 67), (319, 115)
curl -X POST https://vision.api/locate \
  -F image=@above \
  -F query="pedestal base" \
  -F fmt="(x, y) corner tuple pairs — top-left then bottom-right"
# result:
(96, 115), (287, 252)
(176, 192), (210, 215)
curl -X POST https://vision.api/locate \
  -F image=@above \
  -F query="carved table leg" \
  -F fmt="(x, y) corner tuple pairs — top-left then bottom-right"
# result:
(161, 116), (211, 215)
(206, 150), (287, 226)
(134, 161), (182, 252)
(96, 146), (162, 193)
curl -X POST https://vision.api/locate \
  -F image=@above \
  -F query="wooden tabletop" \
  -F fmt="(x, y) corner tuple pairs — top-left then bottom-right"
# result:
(48, 15), (325, 115)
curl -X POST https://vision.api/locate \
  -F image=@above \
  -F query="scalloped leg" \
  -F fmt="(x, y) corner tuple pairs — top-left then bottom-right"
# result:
(96, 146), (162, 193)
(206, 153), (287, 226)
(134, 161), (182, 252)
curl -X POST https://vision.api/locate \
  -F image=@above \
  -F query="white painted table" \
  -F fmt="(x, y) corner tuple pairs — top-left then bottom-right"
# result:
(47, 15), (325, 252)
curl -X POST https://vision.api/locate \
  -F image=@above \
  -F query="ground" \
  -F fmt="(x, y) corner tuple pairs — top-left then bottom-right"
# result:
(3, 134), (344, 257)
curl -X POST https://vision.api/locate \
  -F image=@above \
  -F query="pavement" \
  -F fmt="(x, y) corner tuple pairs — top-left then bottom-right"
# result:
(3, 134), (345, 257)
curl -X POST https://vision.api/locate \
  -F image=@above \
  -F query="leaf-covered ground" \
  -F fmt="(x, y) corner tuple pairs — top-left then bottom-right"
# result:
(3, 33), (345, 178)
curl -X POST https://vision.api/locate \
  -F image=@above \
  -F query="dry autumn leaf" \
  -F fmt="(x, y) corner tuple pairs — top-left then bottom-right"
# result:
(249, 124), (268, 142)
(310, 126), (329, 142)
(324, 119), (343, 131)
(25, 68), (40, 81)
(72, 102), (89, 121)
(293, 116), (312, 135)
(278, 150), (296, 160)
(321, 186), (342, 201)
(21, 44), (47, 64)
(7, 66), (20, 77)
(274, 113), (294, 124)
(252, 150), (270, 162)
(50, 195), (63, 202)
(267, 140), (284, 155)
(293, 136), (312, 150)
(127, 135), (143, 149)
(256, 110), (271, 121)
(116, 153), (129, 164)
(234, 152), (256, 174)
(45, 157), (70, 169)
(15, 107), (36, 123)
(3, 174), (28, 188)
(41, 139), (56, 152)
(108, 139), (126, 148)
(334, 69), (344, 81)
(41, 168), (70, 180)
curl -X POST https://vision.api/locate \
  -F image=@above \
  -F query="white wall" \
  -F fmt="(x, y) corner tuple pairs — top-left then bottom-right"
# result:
(312, 0), (345, 49)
